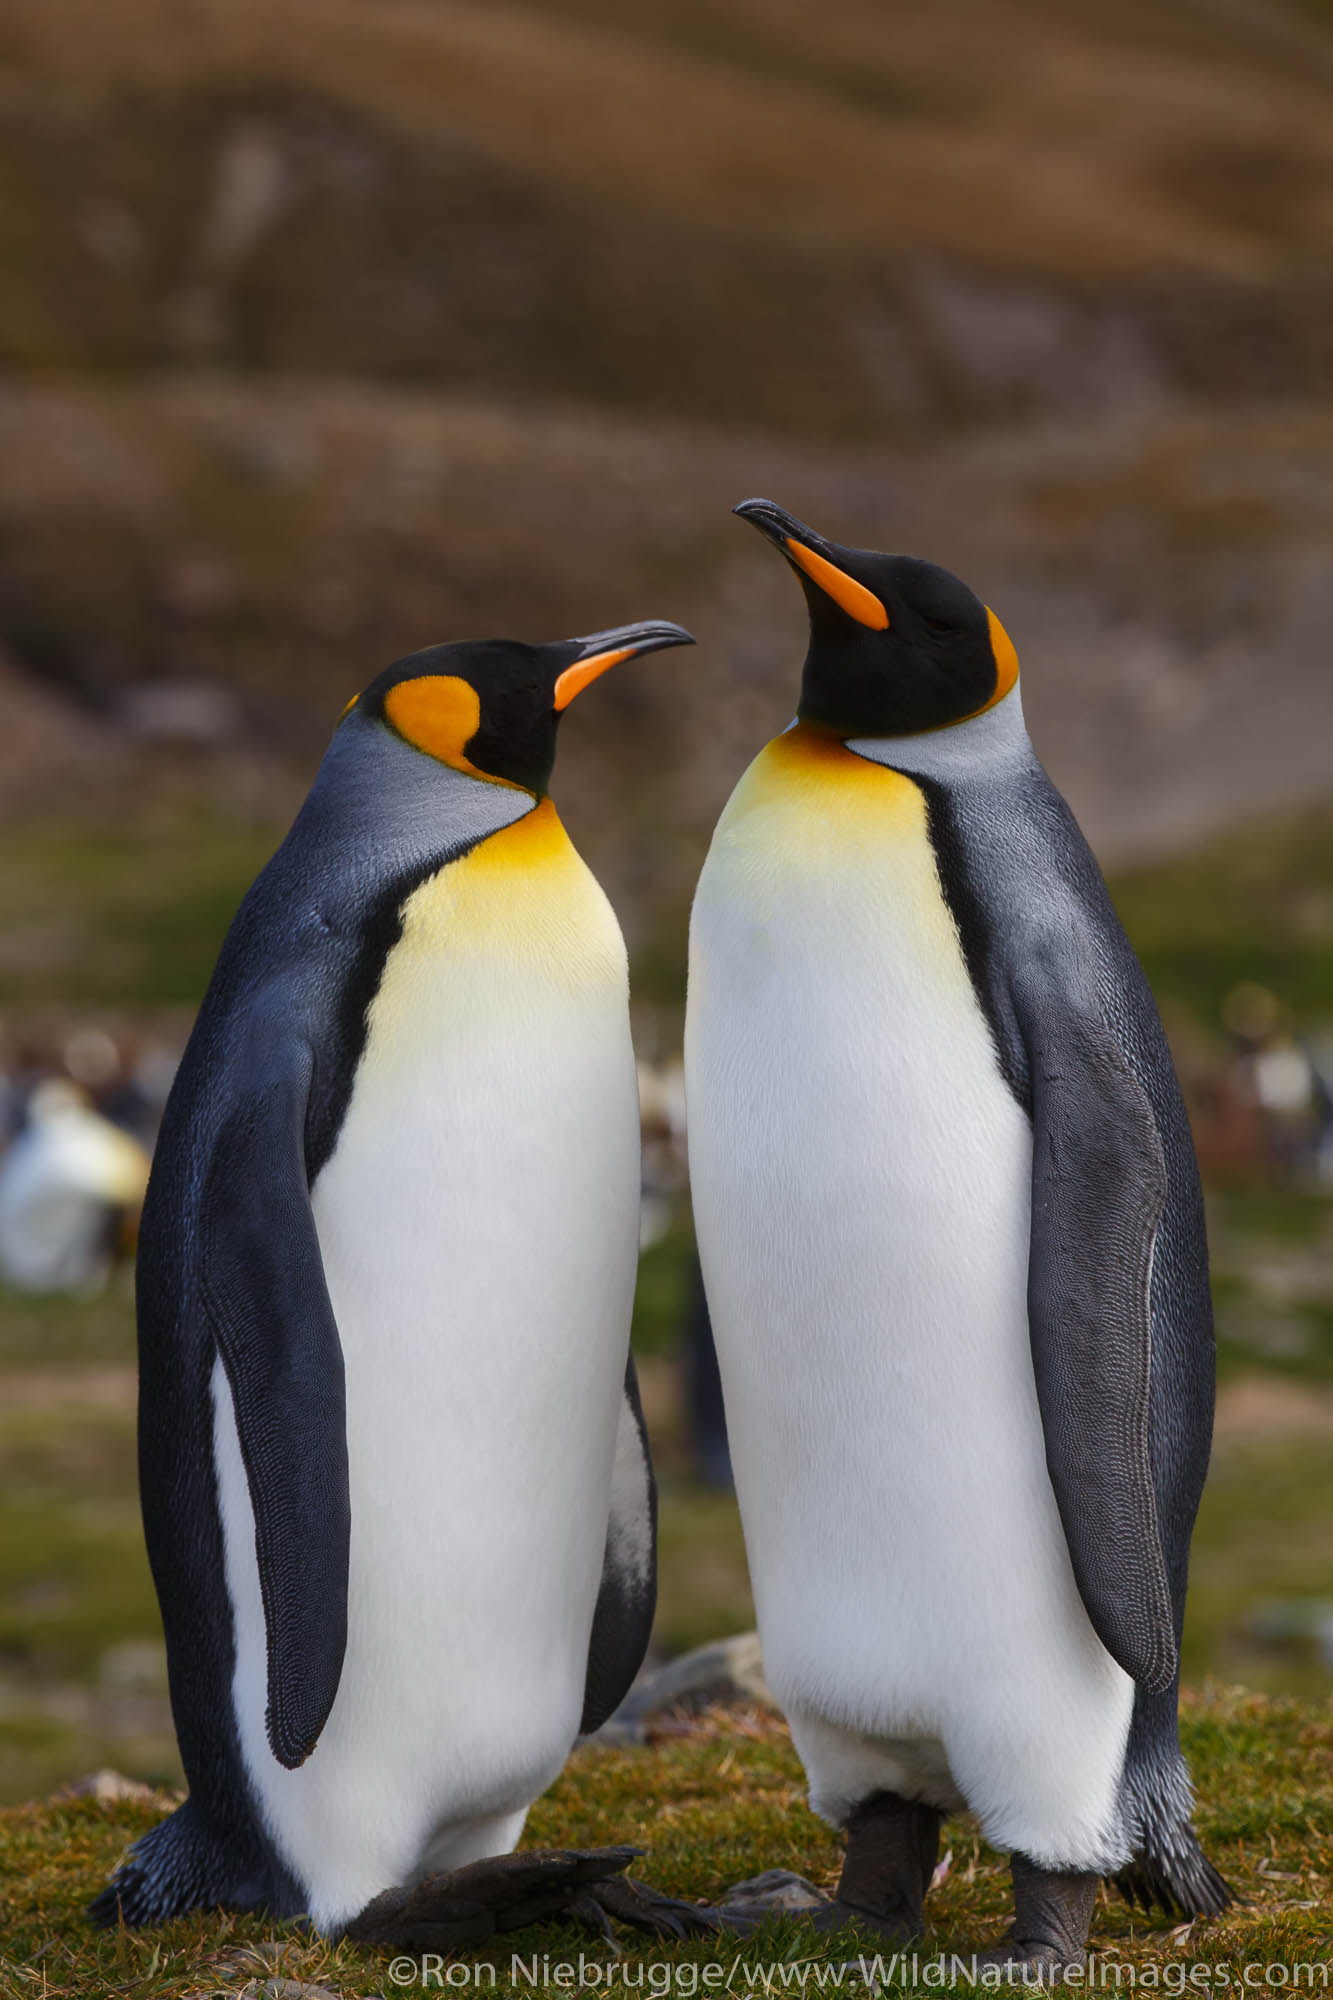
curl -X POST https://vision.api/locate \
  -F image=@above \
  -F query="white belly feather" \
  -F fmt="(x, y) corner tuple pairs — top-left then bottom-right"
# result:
(684, 728), (1133, 1871)
(213, 803), (641, 1928)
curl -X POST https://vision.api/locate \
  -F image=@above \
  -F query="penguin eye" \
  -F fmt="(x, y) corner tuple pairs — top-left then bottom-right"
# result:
(923, 617), (953, 636)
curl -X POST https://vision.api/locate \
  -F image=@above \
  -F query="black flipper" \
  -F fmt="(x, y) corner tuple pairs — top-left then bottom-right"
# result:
(579, 1354), (658, 1735)
(1015, 943), (1177, 1694)
(199, 1028), (350, 1769)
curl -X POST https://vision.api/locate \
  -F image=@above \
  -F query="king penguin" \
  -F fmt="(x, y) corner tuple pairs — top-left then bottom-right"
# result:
(92, 620), (704, 1948)
(684, 501), (1228, 1972)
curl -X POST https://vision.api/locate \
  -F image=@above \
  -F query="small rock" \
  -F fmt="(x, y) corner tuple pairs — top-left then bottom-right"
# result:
(210, 1943), (283, 1980)
(78, 199), (147, 271)
(584, 1717), (647, 1747)
(719, 1869), (828, 1915)
(608, 1632), (775, 1725)
(62, 1769), (160, 1803)
(99, 1639), (168, 1693)
(157, 551), (237, 620)
(1247, 1600), (1333, 1667)
(118, 679), (240, 746)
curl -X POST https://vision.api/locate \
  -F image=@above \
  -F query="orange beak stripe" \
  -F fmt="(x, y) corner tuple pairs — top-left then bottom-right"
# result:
(553, 645), (635, 711)
(785, 539), (889, 631)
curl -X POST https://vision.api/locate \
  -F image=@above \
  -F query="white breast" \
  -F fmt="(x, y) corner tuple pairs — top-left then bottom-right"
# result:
(214, 803), (641, 1929)
(684, 729), (1133, 1873)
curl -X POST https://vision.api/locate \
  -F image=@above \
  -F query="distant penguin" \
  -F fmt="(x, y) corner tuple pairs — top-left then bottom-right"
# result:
(685, 501), (1227, 1972)
(0, 1080), (149, 1295)
(93, 621), (703, 1947)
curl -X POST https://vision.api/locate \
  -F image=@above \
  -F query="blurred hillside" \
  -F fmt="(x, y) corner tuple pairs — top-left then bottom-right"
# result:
(2, 0), (1333, 991)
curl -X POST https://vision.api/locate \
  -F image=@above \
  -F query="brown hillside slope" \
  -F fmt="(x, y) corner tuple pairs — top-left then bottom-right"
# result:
(3, 380), (1333, 938)
(2, 0), (1332, 427)
(9, 0), (1333, 277)
(0, 0), (1331, 943)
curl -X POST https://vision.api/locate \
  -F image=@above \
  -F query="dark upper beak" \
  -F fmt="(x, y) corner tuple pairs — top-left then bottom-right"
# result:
(572, 620), (695, 661)
(733, 497), (841, 563)
(553, 620), (695, 711)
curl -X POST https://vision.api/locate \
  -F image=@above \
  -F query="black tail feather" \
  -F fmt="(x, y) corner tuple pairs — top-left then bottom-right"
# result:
(1117, 1718), (1233, 1922)
(1115, 1826), (1232, 1920)
(88, 1797), (268, 1928)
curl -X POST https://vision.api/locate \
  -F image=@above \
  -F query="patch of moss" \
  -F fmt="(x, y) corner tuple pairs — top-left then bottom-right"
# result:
(1109, 807), (1333, 1032)
(0, 818), (280, 1012)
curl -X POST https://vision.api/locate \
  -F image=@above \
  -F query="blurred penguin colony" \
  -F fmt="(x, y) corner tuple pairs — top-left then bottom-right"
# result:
(0, 993), (1328, 1303)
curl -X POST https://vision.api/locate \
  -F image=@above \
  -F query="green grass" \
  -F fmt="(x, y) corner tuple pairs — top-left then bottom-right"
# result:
(0, 1271), (762, 1801)
(1187, 1439), (1333, 1697)
(3, 1283), (1330, 1803)
(1208, 1190), (1333, 1386)
(630, 1210), (699, 1361)
(654, 1473), (754, 1658)
(1108, 809), (1333, 1033)
(0, 819), (279, 1012)
(0, 1271), (137, 1370)
(0, 1335), (173, 1804)
(0, 1692), (1329, 1996)
(2, 751), (1331, 1034)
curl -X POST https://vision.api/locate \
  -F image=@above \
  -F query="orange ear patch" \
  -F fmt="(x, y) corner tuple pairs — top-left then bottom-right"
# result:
(384, 675), (484, 773)
(785, 539), (889, 631)
(985, 608), (1020, 708)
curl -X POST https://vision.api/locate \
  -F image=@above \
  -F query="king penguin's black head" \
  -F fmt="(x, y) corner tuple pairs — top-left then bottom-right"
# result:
(735, 498), (1019, 738)
(338, 620), (694, 795)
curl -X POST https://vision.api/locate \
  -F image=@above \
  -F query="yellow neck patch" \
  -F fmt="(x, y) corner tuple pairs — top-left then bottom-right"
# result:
(383, 675), (525, 789)
(386, 796), (627, 985)
(712, 723), (929, 894)
(740, 721), (921, 819)
(450, 794), (572, 883)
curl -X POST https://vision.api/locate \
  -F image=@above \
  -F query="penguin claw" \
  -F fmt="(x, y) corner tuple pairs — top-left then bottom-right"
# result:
(586, 1874), (723, 1940)
(567, 1888), (620, 1948)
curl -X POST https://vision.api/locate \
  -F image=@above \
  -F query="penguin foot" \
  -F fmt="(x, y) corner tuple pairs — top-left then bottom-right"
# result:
(805, 1898), (921, 1943)
(965, 1854), (1099, 1981)
(343, 1848), (719, 1952)
(814, 1789), (942, 1942)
